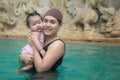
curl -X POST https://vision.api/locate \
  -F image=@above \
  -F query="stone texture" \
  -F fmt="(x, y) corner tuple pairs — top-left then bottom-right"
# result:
(0, 0), (120, 43)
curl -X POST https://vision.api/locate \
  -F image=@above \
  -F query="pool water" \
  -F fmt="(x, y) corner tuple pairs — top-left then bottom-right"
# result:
(0, 39), (120, 80)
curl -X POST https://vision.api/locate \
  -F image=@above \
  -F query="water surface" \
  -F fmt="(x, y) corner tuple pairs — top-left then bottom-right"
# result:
(0, 39), (120, 80)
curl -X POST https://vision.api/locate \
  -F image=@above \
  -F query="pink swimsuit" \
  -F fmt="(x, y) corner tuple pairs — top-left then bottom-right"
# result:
(21, 32), (44, 55)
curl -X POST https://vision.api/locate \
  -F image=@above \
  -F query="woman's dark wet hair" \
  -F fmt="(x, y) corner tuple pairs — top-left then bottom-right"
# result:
(26, 11), (42, 28)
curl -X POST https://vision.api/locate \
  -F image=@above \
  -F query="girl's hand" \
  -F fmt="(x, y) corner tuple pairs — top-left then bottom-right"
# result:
(20, 54), (33, 65)
(27, 36), (36, 49)
(40, 49), (46, 57)
(30, 32), (40, 40)
(29, 32), (40, 47)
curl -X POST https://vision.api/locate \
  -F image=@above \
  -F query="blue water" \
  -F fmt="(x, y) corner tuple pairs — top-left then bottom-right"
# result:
(0, 39), (120, 80)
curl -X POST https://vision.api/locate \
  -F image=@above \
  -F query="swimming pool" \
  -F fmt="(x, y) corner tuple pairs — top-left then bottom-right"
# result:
(0, 39), (120, 80)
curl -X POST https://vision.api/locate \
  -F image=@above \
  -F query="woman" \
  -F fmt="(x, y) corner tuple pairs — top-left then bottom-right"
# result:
(19, 8), (66, 72)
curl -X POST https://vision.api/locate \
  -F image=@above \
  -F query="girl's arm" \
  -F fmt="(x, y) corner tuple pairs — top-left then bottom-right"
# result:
(30, 32), (45, 56)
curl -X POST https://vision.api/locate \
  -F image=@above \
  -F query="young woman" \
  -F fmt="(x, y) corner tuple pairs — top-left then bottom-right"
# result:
(19, 8), (66, 72)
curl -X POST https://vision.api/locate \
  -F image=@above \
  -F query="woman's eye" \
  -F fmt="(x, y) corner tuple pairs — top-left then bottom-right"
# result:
(51, 21), (55, 24)
(50, 20), (56, 24)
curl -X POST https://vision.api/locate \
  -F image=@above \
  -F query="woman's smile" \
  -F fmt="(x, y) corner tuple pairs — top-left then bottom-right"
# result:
(44, 28), (52, 33)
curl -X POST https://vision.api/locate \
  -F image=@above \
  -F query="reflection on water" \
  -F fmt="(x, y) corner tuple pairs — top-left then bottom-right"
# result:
(25, 70), (59, 80)
(0, 39), (120, 80)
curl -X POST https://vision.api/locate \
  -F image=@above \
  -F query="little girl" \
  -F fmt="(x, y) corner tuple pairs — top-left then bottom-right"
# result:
(18, 11), (45, 71)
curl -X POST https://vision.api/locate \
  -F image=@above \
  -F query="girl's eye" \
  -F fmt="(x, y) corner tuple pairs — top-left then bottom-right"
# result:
(38, 22), (41, 24)
(33, 23), (36, 26)
(33, 21), (41, 25)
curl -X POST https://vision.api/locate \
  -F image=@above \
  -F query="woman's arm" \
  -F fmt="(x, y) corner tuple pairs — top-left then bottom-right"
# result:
(29, 38), (65, 72)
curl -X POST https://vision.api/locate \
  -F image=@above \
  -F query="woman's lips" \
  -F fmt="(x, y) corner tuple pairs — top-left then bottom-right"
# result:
(45, 29), (51, 32)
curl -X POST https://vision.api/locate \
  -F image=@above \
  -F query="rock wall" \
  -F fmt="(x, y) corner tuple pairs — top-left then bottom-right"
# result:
(0, 0), (120, 43)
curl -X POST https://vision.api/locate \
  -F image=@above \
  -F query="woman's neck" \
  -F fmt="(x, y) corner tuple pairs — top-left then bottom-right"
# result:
(44, 34), (58, 46)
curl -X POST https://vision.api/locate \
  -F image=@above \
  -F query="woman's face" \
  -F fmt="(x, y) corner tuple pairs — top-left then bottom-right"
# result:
(43, 16), (60, 36)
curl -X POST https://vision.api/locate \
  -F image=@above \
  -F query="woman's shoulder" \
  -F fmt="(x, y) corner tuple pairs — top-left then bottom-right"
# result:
(51, 39), (65, 46)
(49, 39), (65, 50)
(43, 39), (65, 51)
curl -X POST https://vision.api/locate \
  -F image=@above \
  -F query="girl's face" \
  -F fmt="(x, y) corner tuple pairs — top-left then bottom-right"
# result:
(29, 15), (43, 32)
(43, 16), (60, 36)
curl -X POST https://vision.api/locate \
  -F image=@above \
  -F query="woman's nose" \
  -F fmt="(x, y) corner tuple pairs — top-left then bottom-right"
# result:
(45, 22), (51, 27)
